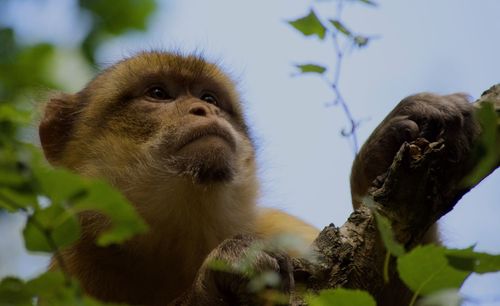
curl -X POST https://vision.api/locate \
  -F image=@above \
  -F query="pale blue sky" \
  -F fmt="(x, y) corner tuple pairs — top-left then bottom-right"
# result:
(0, 0), (499, 305)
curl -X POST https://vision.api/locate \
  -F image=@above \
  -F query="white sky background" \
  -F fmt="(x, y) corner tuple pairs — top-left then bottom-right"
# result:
(0, 0), (499, 305)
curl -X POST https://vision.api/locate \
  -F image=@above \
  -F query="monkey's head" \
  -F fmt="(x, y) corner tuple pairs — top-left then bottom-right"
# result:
(39, 51), (258, 215)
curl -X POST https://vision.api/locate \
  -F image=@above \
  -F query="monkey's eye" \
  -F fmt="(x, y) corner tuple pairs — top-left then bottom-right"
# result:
(200, 93), (218, 106)
(145, 86), (172, 100)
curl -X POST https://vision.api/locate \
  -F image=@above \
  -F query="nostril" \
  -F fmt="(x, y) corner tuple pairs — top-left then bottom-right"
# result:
(189, 106), (208, 117)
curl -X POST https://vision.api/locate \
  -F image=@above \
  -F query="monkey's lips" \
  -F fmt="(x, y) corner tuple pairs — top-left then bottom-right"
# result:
(175, 123), (236, 152)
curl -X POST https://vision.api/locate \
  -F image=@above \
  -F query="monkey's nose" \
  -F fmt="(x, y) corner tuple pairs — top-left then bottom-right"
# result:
(189, 104), (209, 117)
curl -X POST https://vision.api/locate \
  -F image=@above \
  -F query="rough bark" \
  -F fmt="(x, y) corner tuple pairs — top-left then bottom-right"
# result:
(289, 84), (500, 304)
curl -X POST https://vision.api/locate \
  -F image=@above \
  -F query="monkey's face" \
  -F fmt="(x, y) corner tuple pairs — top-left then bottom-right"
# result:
(39, 52), (257, 192)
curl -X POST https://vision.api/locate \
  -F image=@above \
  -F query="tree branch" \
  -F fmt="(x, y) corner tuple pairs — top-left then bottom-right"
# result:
(291, 84), (500, 303)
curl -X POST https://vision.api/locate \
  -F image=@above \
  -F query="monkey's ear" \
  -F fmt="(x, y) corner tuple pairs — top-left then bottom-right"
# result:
(39, 94), (80, 165)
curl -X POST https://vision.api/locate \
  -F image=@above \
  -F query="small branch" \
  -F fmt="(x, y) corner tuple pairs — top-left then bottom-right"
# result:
(327, 0), (361, 154)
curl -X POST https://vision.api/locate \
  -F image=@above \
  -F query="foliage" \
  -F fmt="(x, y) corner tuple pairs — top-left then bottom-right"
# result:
(306, 288), (376, 306)
(0, 0), (155, 304)
(462, 102), (500, 187)
(79, 0), (156, 64)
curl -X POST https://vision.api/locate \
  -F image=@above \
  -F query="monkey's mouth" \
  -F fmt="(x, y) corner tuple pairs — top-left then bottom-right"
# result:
(176, 123), (236, 152)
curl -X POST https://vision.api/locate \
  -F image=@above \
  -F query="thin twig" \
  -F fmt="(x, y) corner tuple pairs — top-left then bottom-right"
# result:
(324, 0), (360, 153)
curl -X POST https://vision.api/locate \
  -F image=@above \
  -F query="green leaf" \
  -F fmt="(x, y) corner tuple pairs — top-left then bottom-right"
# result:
(0, 39), (57, 101)
(32, 157), (147, 246)
(307, 288), (376, 306)
(74, 179), (148, 246)
(296, 64), (327, 74)
(357, 0), (378, 6)
(418, 289), (462, 306)
(79, 0), (156, 34)
(0, 188), (37, 212)
(288, 10), (327, 39)
(33, 165), (88, 205)
(0, 277), (32, 306)
(354, 35), (370, 48)
(397, 245), (470, 296)
(0, 167), (26, 188)
(446, 248), (500, 274)
(373, 211), (405, 257)
(27, 271), (118, 306)
(0, 104), (31, 124)
(462, 102), (499, 186)
(23, 204), (80, 252)
(329, 20), (351, 36)
(0, 272), (118, 306)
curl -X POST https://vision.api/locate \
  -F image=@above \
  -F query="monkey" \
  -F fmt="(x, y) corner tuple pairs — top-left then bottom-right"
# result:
(38, 51), (479, 305)
(39, 51), (318, 305)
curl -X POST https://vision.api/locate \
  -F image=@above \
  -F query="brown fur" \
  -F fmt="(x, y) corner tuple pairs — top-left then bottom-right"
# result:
(40, 51), (318, 305)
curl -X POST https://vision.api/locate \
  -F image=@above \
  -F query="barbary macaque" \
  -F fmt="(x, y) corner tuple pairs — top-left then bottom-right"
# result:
(39, 51), (479, 305)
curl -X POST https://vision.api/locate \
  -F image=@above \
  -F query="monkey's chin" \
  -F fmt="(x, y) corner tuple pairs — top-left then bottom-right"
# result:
(171, 136), (236, 184)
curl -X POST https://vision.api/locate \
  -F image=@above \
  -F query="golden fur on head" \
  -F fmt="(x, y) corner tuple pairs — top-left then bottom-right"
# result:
(40, 51), (260, 303)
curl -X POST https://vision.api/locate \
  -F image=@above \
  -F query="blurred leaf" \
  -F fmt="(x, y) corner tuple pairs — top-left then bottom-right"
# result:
(0, 277), (32, 306)
(296, 64), (327, 74)
(373, 210), (405, 257)
(0, 104), (31, 124)
(462, 102), (499, 186)
(306, 288), (376, 306)
(397, 245), (470, 296)
(33, 165), (89, 206)
(26, 271), (75, 303)
(357, 0), (378, 6)
(0, 272), (119, 306)
(248, 271), (281, 292)
(78, 0), (156, 64)
(74, 179), (148, 246)
(0, 167), (26, 189)
(206, 258), (233, 272)
(446, 248), (500, 274)
(79, 0), (156, 34)
(0, 188), (36, 212)
(418, 289), (462, 306)
(28, 271), (120, 306)
(0, 27), (17, 58)
(0, 32), (56, 100)
(288, 10), (327, 40)
(23, 204), (80, 252)
(32, 161), (148, 246)
(329, 20), (351, 36)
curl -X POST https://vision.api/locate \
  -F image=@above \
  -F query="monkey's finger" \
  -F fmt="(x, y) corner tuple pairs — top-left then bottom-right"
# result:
(389, 117), (420, 143)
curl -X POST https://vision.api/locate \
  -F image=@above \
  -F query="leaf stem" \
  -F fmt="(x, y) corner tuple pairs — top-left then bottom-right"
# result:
(383, 251), (391, 283)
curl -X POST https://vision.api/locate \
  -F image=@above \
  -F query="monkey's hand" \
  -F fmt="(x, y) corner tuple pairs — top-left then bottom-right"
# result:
(174, 235), (294, 306)
(350, 93), (481, 207)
